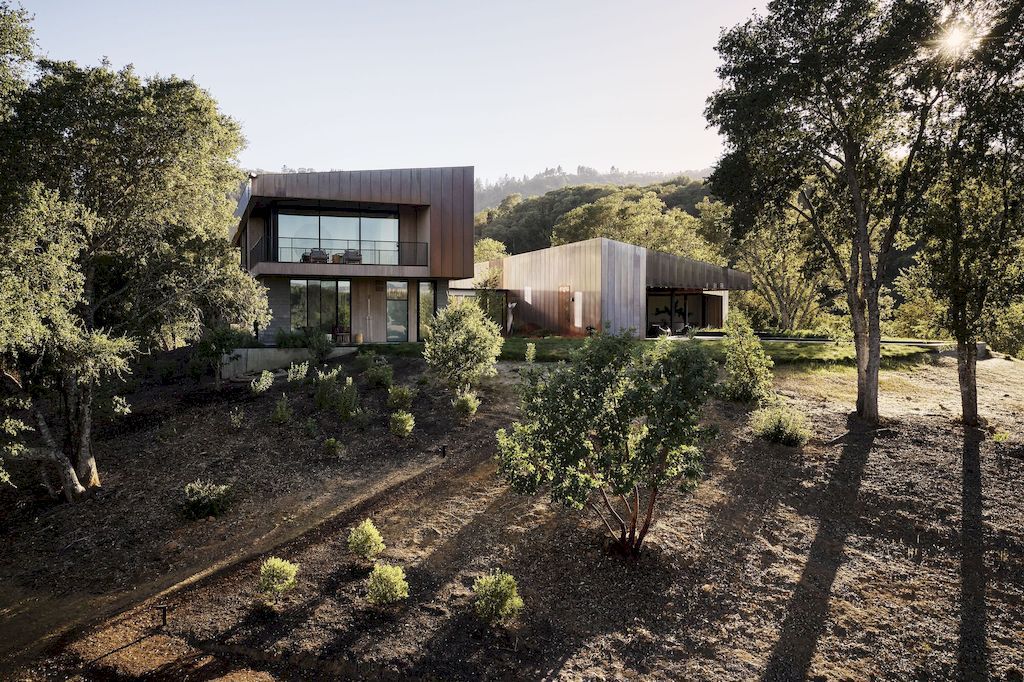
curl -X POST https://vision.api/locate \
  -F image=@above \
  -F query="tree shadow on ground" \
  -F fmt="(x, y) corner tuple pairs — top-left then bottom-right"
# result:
(761, 413), (874, 681)
(957, 427), (987, 681)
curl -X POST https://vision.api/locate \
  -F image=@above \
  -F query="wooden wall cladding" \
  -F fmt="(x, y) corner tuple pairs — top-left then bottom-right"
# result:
(249, 167), (474, 279)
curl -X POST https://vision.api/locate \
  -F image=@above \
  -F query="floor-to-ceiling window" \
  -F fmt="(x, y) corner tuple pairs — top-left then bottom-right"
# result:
(277, 211), (400, 264)
(290, 279), (351, 337)
(386, 281), (409, 342)
(646, 292), (672, 336)
(418, 281), (436, 341)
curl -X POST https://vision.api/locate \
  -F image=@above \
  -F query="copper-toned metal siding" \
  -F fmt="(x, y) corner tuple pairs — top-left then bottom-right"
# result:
(645, 250), (752, 290)
(247, 167), (474, 279)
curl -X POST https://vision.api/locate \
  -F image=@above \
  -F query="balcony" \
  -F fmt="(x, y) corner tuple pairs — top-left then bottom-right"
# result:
(248, 237), (429, 269)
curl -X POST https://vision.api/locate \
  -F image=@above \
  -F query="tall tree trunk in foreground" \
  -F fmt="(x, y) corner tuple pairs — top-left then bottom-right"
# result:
(957, 339), (980, 427)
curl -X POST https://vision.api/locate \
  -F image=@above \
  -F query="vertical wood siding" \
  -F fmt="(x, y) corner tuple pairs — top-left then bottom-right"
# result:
(249, 167), (473, 279)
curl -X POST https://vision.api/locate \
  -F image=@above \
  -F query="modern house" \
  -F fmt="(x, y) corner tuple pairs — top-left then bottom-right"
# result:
(452, 238), (753, 337)
(232, 167), (474, 344)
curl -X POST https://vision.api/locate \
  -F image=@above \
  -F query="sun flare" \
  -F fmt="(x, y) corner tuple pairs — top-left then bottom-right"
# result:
(939, 24), (975, 57)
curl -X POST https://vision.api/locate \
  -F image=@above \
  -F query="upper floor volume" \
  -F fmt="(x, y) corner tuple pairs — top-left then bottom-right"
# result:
(232, 166), (475, 280)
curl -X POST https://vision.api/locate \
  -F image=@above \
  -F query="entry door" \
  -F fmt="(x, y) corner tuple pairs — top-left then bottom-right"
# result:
(558, 285), (571, 333)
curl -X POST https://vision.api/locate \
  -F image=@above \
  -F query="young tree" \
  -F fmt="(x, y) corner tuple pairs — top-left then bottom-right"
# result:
(473, 237), (508, 263)
(423, 297), (503, 394)
(707, 0), (955, 422)
(720, 312), (775, 403)
(496, 333), (716, 556)
(0, 58), (269, 498)
(911, 2), (1024, 425)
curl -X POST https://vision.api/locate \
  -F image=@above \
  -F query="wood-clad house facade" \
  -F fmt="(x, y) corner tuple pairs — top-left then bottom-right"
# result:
(452, 238), (753, 337)
(232, 167), (474, 344)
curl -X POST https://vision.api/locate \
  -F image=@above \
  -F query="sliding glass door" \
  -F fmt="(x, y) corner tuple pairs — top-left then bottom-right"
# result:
(386, 281), (409, 342)
(290, 279), (352, 336)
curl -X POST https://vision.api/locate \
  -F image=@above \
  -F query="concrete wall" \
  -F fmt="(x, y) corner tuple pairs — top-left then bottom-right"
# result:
(221, 346), (355, 379)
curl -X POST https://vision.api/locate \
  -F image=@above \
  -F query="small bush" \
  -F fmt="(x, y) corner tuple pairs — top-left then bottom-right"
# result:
(721, 313), (775, 403)
(365, 362), (394, 389)
(287, 360), (309, 383)
(275, 328), (307, 348)
(751, 404), (811, 446)
(993, 431), (1011, 444)
(272, 393), (292, 424)
(423, 297), (503, 393)
(258, 556), (299, 602)
(390, 410), (415, 437)
(303, 329), (333, 366)
(366, 563), (408, 605)
(453, 391), (480, 418)
(229, 405), (244, 429)
(348, 518), (386, 560)
(354, 350), (378, 372)
(473, 570), (524, 624)
(304, 416), (317, 436)
(337, 377), (360, 420)
(525, 342), (537, 364)
(324, 437), (346, 456)
(387, 384), (416, 410)
(182, 479), (232, 518)
(250, 369), (274, 395)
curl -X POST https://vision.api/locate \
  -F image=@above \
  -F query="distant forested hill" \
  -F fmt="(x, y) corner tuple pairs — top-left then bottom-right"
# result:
(475, 176), (713, 256)
(474, 165), (710, 211)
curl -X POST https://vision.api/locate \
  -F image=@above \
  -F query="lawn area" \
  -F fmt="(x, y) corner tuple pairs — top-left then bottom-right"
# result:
(364, 336), (937, 366)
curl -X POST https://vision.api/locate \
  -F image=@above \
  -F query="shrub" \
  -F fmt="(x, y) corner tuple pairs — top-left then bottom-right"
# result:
(275, 328), (307, 348)
(423, 297), (503, 393)
(365, 362), (394, 389)
(751, 404), (811, 446)
(229, 405), (244, 429)
(304, 416), (317, 436)
(390, 410), (415, 437)
(721, 313), (775, 403)
(272, 393), (292, 424)
(387, 384), (416, 410)
(496, 333), (716, 556)
(337, 377), (360, 420)
(354, 350), (378, 372)
(366, 563), (408, 605)
(182, 479), (232, 518)
(453, 391), (480, 418)
(525, 342), (537, 364)
(192, 325), (258, 389)
(250, 369), (274, 395)
(993, 431), (1011, 444)
(258, 556), (299, 602)
(287, 360), (309, 383)
(110, 395), (132, 416)
(473, 570), (524, 624)
(324, 437), (346, 456)
(348, 518), (386, 560)
(303, 328), (333, 366)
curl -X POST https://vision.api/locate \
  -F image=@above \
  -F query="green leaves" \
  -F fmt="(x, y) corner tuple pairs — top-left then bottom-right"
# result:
(496, 330), (716, 515)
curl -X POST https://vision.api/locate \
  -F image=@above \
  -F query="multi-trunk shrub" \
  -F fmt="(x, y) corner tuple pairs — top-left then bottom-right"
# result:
(720, 313), (775, 403)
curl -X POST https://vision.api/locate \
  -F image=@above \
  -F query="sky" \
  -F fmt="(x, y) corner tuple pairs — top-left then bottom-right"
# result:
(26, 0), (766, 183)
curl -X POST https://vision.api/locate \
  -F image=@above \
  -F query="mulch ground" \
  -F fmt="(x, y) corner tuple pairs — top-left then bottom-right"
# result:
(5, 354), (1024, 680)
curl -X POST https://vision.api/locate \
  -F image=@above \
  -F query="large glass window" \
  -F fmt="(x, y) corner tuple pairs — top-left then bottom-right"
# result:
(278, 214), (319, 263)
(361, 217), (399, 265)
(418, 281), (435, 341)
(277, 211), (401, 264)
(320, 215), (360, 254)
(290, 279), (351, 336)
(646, 293), (672, 337)
(386, 281), (409, 342)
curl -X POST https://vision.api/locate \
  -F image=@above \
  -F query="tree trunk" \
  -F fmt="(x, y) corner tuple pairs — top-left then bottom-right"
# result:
(75, 382), (100, 489)
(862, 290), (882, 423)
(33, 408), (86, 501)
(957, 339), (980, 427)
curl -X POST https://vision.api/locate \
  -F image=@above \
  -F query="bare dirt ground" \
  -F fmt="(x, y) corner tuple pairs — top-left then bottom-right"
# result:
(5, 352), (1024, 680)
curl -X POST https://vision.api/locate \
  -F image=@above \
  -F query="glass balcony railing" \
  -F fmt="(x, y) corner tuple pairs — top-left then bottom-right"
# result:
(263, 237), (428, 267)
